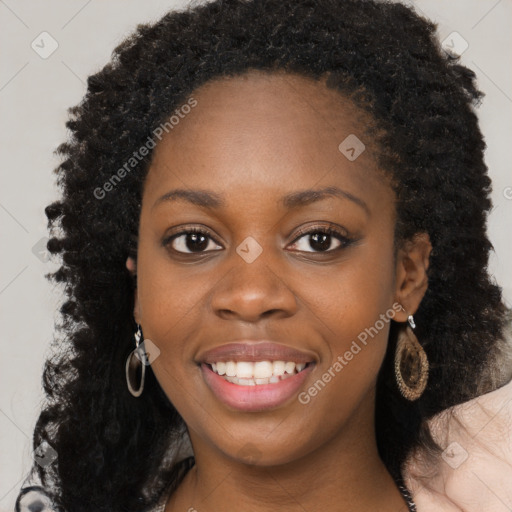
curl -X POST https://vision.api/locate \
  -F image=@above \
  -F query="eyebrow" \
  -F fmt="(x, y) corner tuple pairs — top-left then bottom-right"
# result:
(152, 186), (370, 216)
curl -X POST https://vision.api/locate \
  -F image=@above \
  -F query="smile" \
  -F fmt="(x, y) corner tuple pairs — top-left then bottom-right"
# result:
(200, 360), (315, 412)
(207, 360), (311, 385)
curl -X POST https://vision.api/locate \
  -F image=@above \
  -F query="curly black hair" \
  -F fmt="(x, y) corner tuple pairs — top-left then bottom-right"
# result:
(17, 0), (510, 511)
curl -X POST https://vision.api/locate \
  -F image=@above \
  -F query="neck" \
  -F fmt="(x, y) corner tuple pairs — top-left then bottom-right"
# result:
(166, 393), (409, 512)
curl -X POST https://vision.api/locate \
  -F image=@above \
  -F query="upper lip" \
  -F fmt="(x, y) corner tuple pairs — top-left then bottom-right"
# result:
(197, 341), (317, 364)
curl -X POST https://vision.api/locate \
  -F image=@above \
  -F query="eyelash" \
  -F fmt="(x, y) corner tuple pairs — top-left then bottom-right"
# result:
(163, 224), (354, 255)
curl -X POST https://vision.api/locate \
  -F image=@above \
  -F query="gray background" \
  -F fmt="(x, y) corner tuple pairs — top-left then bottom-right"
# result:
(1, 1), (511, 509)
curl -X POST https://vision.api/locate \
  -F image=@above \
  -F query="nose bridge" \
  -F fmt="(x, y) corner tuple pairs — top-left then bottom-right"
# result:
(211, 236), (297, 320)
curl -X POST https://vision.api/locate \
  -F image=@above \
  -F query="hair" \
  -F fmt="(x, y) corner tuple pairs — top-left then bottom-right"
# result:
(17, 0), (511, 511)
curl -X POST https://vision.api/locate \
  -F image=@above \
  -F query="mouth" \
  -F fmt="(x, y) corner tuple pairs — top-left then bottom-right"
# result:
(205, 360), (314, 386)
(199, 358), (316, 412)
(197, 341), (317, 411)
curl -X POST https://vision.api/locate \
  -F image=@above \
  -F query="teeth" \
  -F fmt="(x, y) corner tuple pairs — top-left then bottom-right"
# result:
(254, 361), (273, 379)
(272, 361), (285, 376)
(226, 375), (293, 386)
(284, 361), (296, 374)
(226, 361), (237, 377)
(208, 360), (309, 384)
(236, 361), (254, 379)
(216, 362), (226, 375)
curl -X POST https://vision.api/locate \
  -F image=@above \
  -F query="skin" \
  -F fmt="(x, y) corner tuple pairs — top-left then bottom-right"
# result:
(126, 70), (432, 511)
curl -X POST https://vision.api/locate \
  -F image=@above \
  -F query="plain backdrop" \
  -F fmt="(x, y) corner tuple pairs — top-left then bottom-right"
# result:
(1, 1), (511, 510)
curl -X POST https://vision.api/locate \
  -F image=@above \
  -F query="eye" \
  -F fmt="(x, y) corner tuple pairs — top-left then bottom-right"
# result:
(164, 227), (222, 254)
(163, 223), (354, 255)
(288, 224), (353, 253)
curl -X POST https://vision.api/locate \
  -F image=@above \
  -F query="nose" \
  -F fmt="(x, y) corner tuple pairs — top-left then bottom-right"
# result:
(210, 250), (298, 323)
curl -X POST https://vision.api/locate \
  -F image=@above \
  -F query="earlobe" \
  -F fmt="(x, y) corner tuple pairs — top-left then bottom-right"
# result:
(394, 233), (432, 321)
(126, 257), (140, 324)
(126, 256), (137, 276)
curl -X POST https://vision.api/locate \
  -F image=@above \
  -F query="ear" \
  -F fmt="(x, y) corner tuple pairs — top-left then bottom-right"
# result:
(393, 232), (432, 322)
(126, 256), (141, 324)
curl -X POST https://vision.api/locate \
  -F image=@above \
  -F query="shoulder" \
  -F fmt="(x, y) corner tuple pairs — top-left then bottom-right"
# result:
(404, 378), (512, 511)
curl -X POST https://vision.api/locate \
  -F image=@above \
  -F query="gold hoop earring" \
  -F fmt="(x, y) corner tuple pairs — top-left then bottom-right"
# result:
(125, 324), (146, 397)
(394, 314), (429, 401)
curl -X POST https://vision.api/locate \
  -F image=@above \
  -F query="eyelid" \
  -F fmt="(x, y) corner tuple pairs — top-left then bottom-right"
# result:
(163, 221), (354, 255)
(290, 222), (350, 243)
(162, 224), (223, 249)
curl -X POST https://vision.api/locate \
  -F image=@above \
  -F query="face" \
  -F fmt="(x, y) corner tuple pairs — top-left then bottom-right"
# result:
(129, 70), (430, 467)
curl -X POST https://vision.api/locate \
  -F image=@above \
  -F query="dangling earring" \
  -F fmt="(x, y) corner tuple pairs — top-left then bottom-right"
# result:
(394, 313), (429, 401)
(125, 324), (146, 397)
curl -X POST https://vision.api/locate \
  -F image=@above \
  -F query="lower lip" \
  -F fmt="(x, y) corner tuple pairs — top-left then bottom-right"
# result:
(200, 363), (315, 412)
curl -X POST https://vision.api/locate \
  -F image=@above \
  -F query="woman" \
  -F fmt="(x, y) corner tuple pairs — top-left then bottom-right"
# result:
(15, 0), (512, 511)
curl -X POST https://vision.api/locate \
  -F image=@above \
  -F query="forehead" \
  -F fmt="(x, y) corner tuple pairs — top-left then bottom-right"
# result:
(144, 70), (387, 203)
(158, 69), (376, 151)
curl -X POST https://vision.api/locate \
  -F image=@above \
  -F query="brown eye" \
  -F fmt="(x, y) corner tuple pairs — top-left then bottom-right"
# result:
(164, 228), (222, 254)
(289, 226), (353, 253)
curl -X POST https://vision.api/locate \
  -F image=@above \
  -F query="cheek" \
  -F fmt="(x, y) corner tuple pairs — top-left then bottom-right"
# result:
(296, 241), (396, 409)
(134, 247), (205, 403)
(298, 237), (396, 346)
(135, 237), (205, 339)
(137, 258), (207, 420)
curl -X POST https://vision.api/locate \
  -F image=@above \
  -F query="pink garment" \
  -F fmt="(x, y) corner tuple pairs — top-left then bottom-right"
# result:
(405, 378), (512, 511)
